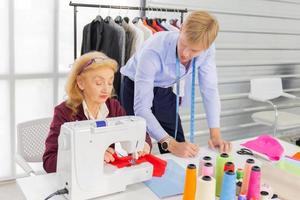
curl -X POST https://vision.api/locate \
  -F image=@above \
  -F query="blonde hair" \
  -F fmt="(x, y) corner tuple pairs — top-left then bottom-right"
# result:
(182, 11), (219, 49)
(65, 51), (118, 116)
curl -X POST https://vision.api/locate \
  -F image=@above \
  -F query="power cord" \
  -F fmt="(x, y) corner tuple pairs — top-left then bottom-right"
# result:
(44, 188), (68, 200)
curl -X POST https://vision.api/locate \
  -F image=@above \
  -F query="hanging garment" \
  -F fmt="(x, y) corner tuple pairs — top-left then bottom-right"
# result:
(81, 19), (116, 55)
(151, 20), (165, 32)
(120, 20), (135, 63)
(170, 19), (180, 29)
(128, 20), (144, 57)
(106, 18), (126, 66)
(142, 19), (157, 34)
(135, 19), (153, 41)
(161, 21), (179, 31)
(156, 20), (168, 31)
(106, 18), (125, 98)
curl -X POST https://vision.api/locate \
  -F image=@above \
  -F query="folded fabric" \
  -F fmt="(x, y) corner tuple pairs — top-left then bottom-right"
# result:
(110, 153), (167, 177)
(144, 159), (185, 198)
(241, 135), (284, 161)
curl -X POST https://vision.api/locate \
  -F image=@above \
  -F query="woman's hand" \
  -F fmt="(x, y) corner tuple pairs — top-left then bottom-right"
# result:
(138, 142), (151, 157)
(104, 147), (115, 163)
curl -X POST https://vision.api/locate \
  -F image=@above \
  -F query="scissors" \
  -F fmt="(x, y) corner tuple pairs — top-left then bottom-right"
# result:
(237, 148), (254, 156)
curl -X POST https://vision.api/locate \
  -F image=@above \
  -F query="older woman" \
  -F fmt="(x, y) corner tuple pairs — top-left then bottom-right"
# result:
(43, 51), (151, 173)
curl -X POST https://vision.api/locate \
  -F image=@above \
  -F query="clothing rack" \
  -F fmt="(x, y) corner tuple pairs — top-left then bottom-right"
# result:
(69, 1), (188, 59)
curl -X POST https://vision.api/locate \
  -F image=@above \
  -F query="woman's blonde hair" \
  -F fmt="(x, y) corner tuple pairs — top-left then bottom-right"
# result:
(182, 11), (219, 49)
(65, 51), (118, 116)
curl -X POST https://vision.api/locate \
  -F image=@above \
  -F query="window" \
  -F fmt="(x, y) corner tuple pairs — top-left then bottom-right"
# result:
(0, 0), (140, 181)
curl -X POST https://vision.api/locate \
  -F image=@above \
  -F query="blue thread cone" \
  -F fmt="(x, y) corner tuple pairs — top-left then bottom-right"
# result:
(220, 170), (236, 200)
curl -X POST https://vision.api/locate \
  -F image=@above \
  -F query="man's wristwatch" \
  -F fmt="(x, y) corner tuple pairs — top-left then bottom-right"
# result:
(160, 136), (172, 151)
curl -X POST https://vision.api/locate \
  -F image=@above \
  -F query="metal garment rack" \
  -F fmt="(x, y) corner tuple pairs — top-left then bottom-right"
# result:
(69, 1), (188, 59)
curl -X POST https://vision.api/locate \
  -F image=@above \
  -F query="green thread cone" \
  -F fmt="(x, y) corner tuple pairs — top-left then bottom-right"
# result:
(215, 153), (233, 197)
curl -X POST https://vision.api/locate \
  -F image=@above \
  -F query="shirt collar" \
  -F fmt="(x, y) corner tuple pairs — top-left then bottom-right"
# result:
(82, 100), (109, 120)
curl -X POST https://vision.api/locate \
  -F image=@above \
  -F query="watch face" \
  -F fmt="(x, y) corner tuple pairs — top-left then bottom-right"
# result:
(162, 141), (168, 150)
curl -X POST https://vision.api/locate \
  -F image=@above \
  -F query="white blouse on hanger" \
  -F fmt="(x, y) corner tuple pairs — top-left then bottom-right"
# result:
(128, 20), (144, 56)
(135, 19), (153, 41)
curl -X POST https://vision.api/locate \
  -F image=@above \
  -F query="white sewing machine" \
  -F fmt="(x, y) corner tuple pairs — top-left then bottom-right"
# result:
(56, 116), (153, 200)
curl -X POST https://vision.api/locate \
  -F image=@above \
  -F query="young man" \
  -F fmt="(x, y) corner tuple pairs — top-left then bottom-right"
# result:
(121, 11), (231, 158)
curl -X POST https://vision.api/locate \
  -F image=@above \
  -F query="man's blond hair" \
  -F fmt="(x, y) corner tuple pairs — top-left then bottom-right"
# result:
(65, 51), (118, 116)
(182, 11), (219, 49)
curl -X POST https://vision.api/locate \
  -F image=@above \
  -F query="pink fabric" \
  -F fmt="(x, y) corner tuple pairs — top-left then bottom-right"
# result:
(241, 135), (284, 161)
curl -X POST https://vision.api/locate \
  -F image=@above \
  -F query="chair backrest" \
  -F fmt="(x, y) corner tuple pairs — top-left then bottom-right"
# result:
(249, 77), (283, 101)
(17, 117), (52, 162)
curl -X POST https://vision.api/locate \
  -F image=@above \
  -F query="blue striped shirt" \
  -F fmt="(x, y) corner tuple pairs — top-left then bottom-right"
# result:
(120, 31), (220, 141)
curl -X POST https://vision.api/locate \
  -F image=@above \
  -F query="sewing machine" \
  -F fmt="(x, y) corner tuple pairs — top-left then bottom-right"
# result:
(56, 116), (153, 200)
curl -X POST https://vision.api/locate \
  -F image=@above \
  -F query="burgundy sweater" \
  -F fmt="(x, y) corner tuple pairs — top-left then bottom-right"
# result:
(43, 98), (152, 173)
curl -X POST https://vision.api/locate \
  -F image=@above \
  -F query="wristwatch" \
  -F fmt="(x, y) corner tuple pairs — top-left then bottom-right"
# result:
(160, 136), (172, 151)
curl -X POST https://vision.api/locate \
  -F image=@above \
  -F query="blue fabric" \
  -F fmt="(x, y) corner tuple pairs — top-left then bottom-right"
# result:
(120, 31), (220, 141)
(144, 159), (185, 198)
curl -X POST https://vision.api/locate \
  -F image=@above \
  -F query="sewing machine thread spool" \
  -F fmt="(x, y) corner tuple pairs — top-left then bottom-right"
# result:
(199, 156), (212, 175)
(261, 183), (274, 199)
(238, 194), (247, 200)
(216, 153), (232, 197)
(219, 170), (236, 200)
(240, 158), (255, 195)
(195, 176), (215, 200)
(224, 161), (235, 172)
(247, 165), (261, 200)
(236, 168), (244, 180)
(236, 181), (242, 196)
(183, 164), (197, 200)
(201, 162), (214, 177)
(260, 191), (270, 200)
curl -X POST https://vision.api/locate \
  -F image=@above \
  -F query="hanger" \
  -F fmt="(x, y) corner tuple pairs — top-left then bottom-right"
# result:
(93, 15), (103, 23)
(132, 5), (143, 24)
(114, 5), (123, 25)
(123, 7), (130, 23)
(115, 16), (123, 24)
(160, 8), (166, 22)
(93, 4), (103, 22)
(146, 6), (152, 25)
(105, 16), (112, 23)
(169, 9), (178, 24)
(147, 18), (153, 26)
(132, 16), (140, 24)
(104, 5), (112, 23)
(123, 17), (129, 23)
